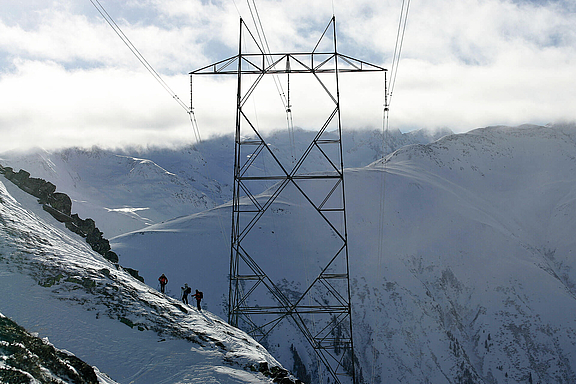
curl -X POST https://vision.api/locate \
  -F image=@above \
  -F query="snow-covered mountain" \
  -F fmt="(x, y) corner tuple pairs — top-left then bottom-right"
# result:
(3, 123), (575, 383)
(0, 179), (297, 383)
(104, 123), (576, 384)
(0, 128), (448, 238)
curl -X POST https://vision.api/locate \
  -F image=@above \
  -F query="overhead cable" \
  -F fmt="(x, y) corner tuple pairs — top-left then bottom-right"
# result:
(88, 0), (201, 142)
(245, 0), (295, 158)
(246, 0), (288, 109)
(387, 0), (411, 108)
(372, 1), (411, 379)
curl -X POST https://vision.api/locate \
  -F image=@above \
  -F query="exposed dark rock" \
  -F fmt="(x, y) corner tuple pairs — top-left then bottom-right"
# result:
(1, 165), (143, 283)
(270, 366), (291, 383)
(258, 361), (269, 374)
(43, 204), (73, 223)
(70, 215), (96, 236)
(173, 303), (188, 313)
(2, 167), (56, 201)
(105, 250), (119, 264)
(124, 267), (145, 283)
(255, 362), (300, 383)
(0, 315), (99, 384)
(86, 227), (111, 254)
(48, 192), (72, 216)
(99, 268), (112, 278)
(63, 214), (118, 263)
(65, 220), (85, 237)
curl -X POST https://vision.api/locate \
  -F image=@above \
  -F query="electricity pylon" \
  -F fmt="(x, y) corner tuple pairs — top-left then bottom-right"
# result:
(191, 17), (385, 384)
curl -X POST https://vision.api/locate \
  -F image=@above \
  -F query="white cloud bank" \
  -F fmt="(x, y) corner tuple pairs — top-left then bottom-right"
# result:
(0, 0), (575, 152)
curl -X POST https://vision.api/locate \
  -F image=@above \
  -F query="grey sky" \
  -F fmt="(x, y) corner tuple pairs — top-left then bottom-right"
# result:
(0, 0), (575, 152)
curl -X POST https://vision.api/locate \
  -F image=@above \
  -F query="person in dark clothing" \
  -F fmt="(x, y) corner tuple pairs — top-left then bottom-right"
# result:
(158, 274), (168, 293)
(193, 289), (203, 311)
(181, 283), (191, 304)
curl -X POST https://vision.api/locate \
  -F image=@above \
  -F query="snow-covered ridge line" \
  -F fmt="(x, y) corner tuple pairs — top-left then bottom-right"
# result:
(5, 124), (576, 383)
(0, 127), (450, 238)
(0, 179), (298, 383)
(0, 163), (148, 284)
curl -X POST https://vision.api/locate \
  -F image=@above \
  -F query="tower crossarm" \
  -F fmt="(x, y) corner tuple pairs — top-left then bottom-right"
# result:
(190, 52), (386, 76)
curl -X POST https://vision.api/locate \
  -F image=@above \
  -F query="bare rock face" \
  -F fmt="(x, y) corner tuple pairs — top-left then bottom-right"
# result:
(0, 314), (99, 384)
(1, 167), (56, 201)
(48, 192), (72, 216)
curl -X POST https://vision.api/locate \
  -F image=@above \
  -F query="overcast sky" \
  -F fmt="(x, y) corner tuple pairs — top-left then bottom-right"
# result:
(0, 0), (575, 152)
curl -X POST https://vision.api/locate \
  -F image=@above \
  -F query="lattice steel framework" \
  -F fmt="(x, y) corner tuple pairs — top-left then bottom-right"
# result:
(191, 17), (385, 384)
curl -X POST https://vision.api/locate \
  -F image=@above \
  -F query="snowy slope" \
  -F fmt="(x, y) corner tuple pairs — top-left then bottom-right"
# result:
(0, 128), (448, 238)
(0, 178), (292, 384)
(0, 146), (221, 238)
(105, 123), (576, 383)
(349, 124), (576, 383)
(4, 123), (575, 383)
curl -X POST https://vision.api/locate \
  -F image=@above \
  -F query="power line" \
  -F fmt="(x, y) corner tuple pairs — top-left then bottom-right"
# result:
(245, 0), (295, 158)
(372, 0), (411, 378)
(387, 0), (411, 108)
(246, 0), (289, 110)
(88, 0), (201, 142)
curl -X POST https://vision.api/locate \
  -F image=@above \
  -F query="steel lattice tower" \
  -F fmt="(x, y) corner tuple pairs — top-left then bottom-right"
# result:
(191, 17), (385, 384)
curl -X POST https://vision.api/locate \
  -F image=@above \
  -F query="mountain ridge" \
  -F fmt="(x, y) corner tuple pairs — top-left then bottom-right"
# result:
(0, 127), (449, 238)
(110, 123), (576, 383)
(3, 123), (576, 383)
(0, 178), (298, 383)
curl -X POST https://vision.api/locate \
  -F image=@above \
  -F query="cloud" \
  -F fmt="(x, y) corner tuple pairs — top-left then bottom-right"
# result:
(0, 0), (575, 152)
(0, 60), (196, 151)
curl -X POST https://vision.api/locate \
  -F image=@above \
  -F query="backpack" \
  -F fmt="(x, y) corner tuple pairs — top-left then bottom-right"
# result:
(184, 287), (191, 295)
(197, 291), (203, 299)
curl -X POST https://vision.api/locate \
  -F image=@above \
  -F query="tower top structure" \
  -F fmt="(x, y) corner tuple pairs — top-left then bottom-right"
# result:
(191, 17), (385, 384)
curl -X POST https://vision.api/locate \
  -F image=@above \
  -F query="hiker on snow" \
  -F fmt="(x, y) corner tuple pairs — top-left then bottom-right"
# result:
(193, 289), (203, 311)
(181, 283), (192, 304)
(158, 273), (168, 293)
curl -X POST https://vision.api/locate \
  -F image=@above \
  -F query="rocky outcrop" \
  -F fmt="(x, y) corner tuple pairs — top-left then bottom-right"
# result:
(0, 314), (99, 384)
(48, 192), (72, 216)
(123, 267), (145, 283)
(64, 215), (119, 264)
(252, 361), (304, 384)
(0, 165), (138, 281)
(2, 168), (56, 201)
